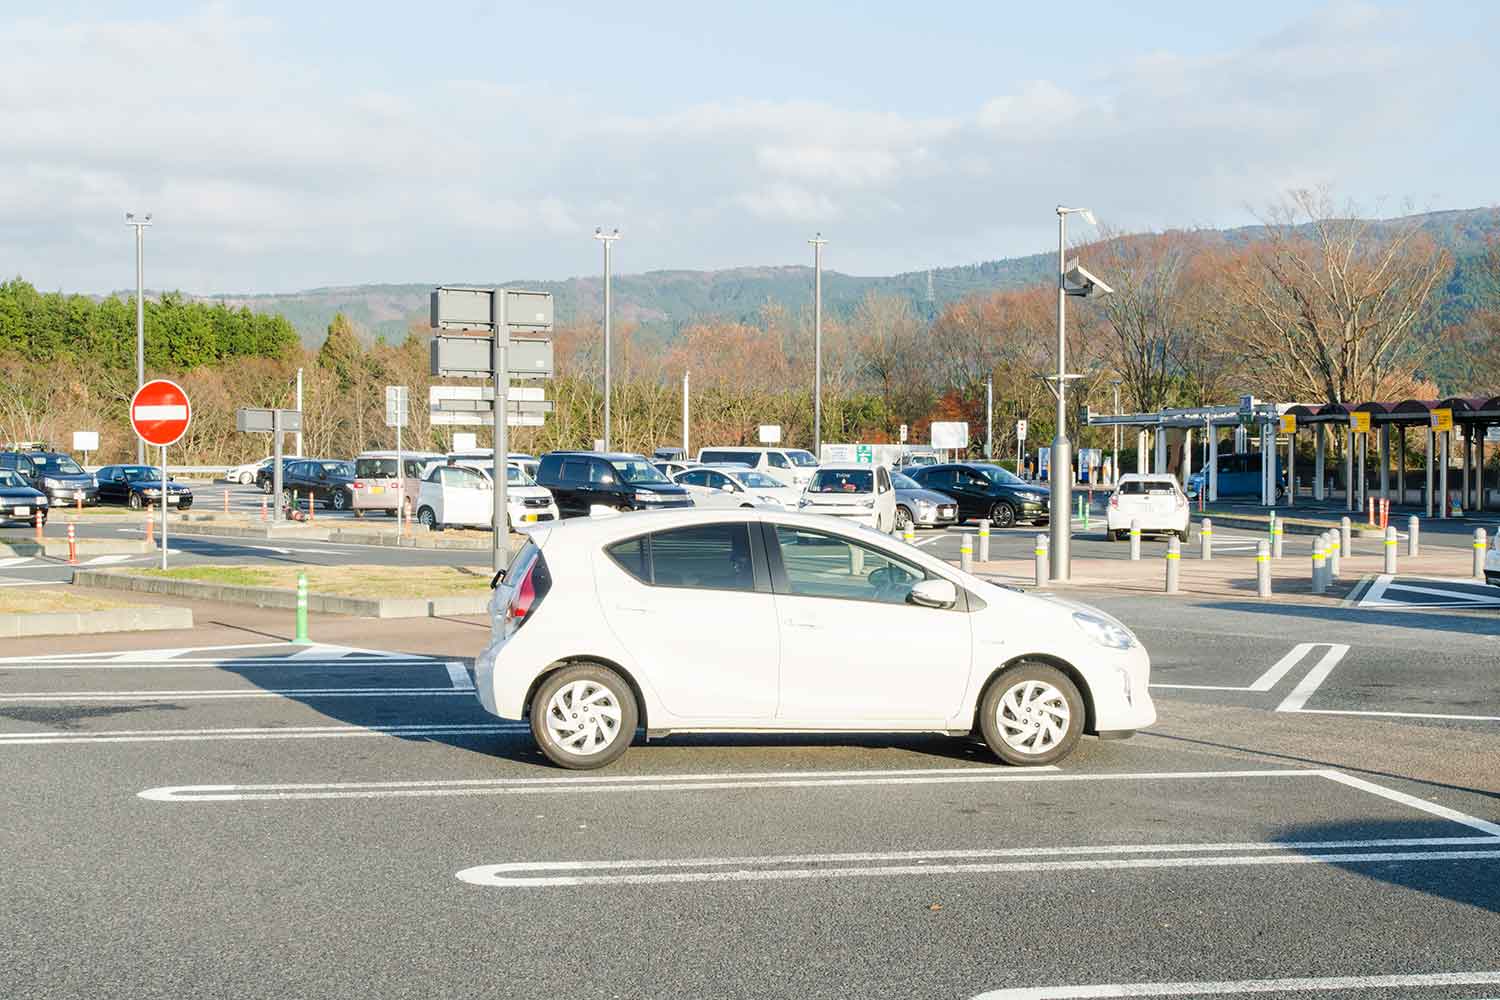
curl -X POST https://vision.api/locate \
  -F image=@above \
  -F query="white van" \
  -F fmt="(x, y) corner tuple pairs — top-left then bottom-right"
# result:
(1106, 473), (1189, 541)
(695, 446), (819, 488)
(797, 462), (897, 532)
(351, 451), (443, 517)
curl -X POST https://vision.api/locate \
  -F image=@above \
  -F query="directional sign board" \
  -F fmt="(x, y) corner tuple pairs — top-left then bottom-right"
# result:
(236, 408), (302, 433)
(1280, 414), (1297, 434)
(758, 424), (782, 444)
(131, 380), (191, 447)
(73, 430), (99, 452)
(385, 386), (408, 429)
(431, 287), (554, 332)
(930, 421), (969, 450)
(430, 336), (553, 379)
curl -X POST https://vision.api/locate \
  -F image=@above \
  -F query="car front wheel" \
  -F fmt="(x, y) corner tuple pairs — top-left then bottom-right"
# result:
(530, 663), (638, 769)
(978, 663), (1084, 766)
(239, 471), (253, 485)
(895, 505), (912, 530)
(417, 506), (439, 531)
(127, 493), (143, 510)
(332, 490), (349, 512)
(989, 502), (1016, 528)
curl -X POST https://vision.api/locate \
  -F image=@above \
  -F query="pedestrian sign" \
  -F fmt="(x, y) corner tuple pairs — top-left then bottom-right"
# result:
(1432, 408), (1453, 433)
(1349, 412), (1370, 433)
(855, 444), (873, 464)
(1280, 414), (1297, 434)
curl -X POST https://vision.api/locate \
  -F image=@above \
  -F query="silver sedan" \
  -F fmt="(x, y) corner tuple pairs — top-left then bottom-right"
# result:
(891, 470), (959, 530)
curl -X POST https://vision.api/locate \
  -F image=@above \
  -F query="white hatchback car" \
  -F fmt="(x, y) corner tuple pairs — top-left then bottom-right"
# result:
(475, 509), (1155, 769)
(671, 464), (802, 509)
(797, 463), (898, 532)
(1485, 533), (1499, 588)
(1106, 473), (1190, 542)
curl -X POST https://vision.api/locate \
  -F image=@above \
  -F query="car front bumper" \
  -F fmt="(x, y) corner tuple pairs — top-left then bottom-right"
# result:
(911, 504), (958, 527)
(46, 487), (98, 506)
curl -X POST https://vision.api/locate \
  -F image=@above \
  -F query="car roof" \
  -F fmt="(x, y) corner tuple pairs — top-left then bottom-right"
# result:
(545, 451), (645, 461)
(1118, 473), (1178, 481)
(816, 463), (879, 472)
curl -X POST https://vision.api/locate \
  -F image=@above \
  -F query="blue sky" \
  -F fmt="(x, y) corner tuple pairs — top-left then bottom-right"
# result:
(3, 1), (1496, 294)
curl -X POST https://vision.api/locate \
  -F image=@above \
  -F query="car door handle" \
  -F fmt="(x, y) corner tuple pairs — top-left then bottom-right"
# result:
(783, 618), (819, 629)
(615, 604), (652, 614)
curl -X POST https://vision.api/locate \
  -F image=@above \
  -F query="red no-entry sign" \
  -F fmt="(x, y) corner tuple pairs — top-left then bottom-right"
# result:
(130, 379), (191, 447)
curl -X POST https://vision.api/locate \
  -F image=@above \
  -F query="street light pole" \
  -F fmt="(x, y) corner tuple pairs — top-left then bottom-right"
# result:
(125, 212), (152, 464)
(594, 228), (620, 451)
(1110, 379), (1122, 485)
(810, 234), (827, 457)
(985, 376), (993, 460)
(1049, 205), (1098, 582)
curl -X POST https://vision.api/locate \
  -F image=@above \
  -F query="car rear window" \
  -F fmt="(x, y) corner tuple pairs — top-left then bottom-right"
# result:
(809, 469), (873, 493)
(1118, 480), (1178, 495)
(356, 458), (398, 478)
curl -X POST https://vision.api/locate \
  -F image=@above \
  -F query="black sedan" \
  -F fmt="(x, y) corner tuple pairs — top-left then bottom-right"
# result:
(0, 470), (48, 524)
(97, 465), (195, 510)
(281, 459), (357, 511)
(905, 463), (1050, 527)
(256, 458), (296, 493)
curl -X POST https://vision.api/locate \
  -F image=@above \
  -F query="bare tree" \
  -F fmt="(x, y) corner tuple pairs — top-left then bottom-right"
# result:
(1086, 228), (1194, 412)
(1233, 189), (1452, 404)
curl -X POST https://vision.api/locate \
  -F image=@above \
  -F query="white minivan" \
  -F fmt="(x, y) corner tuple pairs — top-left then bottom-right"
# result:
(696, 447), (819, 488)
(797, 463), (897, 532)
(1106, 473), (1190, 541)
(415, 462), (560, 531)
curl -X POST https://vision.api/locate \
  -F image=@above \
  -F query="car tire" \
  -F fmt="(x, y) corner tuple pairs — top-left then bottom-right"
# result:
(178, 499), (192, 510)
(895, 505), (913, 530)
(978, 662), (1084, 767)
(127, 493), (142, 510)
(1109, 529), (1122, 542)
(282, 489), (294, 510)
(238, 471), (253, 485)
(332, 490), (349, 512)
(989, 502), (1016, 528)
(417, 506), (439, 531)
(1178, 529), (1189, 542)
(529, 663), (638, 770)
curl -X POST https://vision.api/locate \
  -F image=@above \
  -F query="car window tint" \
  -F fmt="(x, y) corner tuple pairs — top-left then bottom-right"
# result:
(774, 526), (924, 604)
(676, 469), (708, 487)
(589, 461), (616, 485)
(767, 452), (789, 468)
(705, 472), (732, 490)
(701, 451), (753, 467)
(560, 458), (589, 483)
(1118, 480), (1177, 495)
(647, 523), (755, 592)
(605, 536), (649, 583)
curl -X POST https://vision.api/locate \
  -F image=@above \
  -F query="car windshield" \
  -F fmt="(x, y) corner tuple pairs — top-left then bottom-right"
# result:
(356, 458), (400, 478)
(891, 472), (921, 490)
(736, 471), (783, 489)
(613, 459), (669, 484)
(973, 464), (1025, 486)
(507, 465), (536, 485)
(318, 462), (354, 477)
(786, 450), (818, 467)
(0, 470), (27, 488)
(121, 466), (160, 482)
(33, 454), (85, 475)
(809, 469), (873, 493)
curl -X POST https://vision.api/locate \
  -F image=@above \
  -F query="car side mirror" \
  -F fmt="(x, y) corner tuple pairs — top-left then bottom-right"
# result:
(490, 569), (505, 589)
(908, 578), (958, 609)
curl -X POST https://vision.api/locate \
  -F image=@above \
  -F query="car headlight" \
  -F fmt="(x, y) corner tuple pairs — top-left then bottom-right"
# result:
(1072, 611), (1137, 650)
(43, 477), (61, 488)
(37, 497), (48, 506)
(143, 487), (161, 496)
(916, 500), (934, 512)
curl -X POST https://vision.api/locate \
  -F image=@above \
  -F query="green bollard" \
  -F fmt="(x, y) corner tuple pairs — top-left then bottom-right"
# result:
(294, 571), (310, 644)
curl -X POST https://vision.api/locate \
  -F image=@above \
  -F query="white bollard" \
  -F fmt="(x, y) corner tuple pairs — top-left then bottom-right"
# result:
(1129, 519), (1142, 561)
(1474, 528), (1488, 580)
(1340, 516), (1352, 560)
(1256, 540), (1271, 598)
(978, 519), (991, 562)
(960, 534), (973, 573)
(1312, 533), (1327, 594)
(1034, 534), (1047, 587)
(1271, 520), (1284, 559)
(1165, 535), (1181, 594)
(1328, 527), (1341, 580)
(1200, 517), (1213, 560)
(1384, 525), (1398, 574)
(902, 521), (916, 545)
(1408, 515), (1420, 558)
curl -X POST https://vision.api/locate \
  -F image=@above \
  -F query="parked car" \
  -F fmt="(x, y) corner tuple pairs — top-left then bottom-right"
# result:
(255, 458), (296, 494)
(535, 452), (692, 518)
(280, 459), (357, 511)
(0, 469), (47, 524)
(96, 465), (195, 510)
(1106, 473), (1188, 541)
(906, 463), (1048, 527)
(1211, 452), (1286, 500)
(797, 463), (898, 532)
(651, 447), (687, 462)
(350, 451), (443, 517)
(474, 508), (1155, 769)
(670, 464), (801, 509)
(894, 449), (940, 470)
(653, 460), (700, 479)
(225, 458), (269, 486)
(694, 447), (819, 488)
(448, 451), (541, 482)
(1485, 533), (1499, 588)
(890, 470), (958, 530)
(438, 459), (561, 529)
(13, 451), (98, 507)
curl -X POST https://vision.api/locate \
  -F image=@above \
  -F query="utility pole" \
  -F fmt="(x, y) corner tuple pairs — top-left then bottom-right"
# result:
(810, 234), (827, 457)
(1049, 205), (1100, 582)
(125, 212), (152, 463)
(682, 370), (690, 456)
(294, 367), (304, 457)
(594, 228), (620, 450)
(985, 376), (993, 460)
(1110, 379), (1122, 485)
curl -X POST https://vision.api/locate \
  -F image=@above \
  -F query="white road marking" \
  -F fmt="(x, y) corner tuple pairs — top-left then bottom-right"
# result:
(0, 657), (442, 671)
(457, 844), (1500, 888)
(1274, 644), (1352, 713)
(1358, 574), (1500, 609)
(446, 662), (473, 689)
(1151, 643), (1332, 692)
(0, 687), (475, 704)
(0, 556), (36, 567)
(1291, 707), (1500, 722)
(133, 404), (188, 421)
(83, 554), (132, 565)
(968, 971), (1500, 999)
(0, 722), (523, 745)
(1320, 769), (1500, 836)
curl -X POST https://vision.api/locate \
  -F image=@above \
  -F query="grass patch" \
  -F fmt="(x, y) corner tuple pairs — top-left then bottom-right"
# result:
(130, 563), (493, 598)
(0, 589), (132, 614)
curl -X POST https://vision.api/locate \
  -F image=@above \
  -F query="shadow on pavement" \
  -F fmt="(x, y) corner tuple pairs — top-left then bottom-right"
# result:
(1275, 819), (1500, 914)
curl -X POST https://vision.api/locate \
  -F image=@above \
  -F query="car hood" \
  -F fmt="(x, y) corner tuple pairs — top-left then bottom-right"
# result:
(0, 486), (43, 499)
(895, 487), (954, 505)
(40, 472), (92, 483)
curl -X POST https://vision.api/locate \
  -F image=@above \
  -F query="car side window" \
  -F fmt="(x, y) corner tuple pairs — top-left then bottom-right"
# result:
(676, 469), (710, 487)
(605, 536), (649, 583)
(876, 467), (891, 493)
(773, 526), (925, 605)
(645, 523), (755, 592)
(560, 459), (589, 483)
(767, 452), (789, 468)
(705, 471), (733, 491)
(589, 461), (617, 485)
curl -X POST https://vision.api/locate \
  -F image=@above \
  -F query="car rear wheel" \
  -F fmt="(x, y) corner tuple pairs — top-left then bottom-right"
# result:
(978, 663), (1084, 767)
(989, 502), (1016, 528)
(238, 471), (253, 485)
(331, 490), (349, 512)
(530, 663), (638, 769)
(127, 493), (143, 510)
(417, 506), (439, 531)
(895, 505), (912, 530)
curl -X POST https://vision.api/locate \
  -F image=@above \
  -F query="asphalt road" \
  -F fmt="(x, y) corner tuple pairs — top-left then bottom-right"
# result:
(1, 586), (1495, 998)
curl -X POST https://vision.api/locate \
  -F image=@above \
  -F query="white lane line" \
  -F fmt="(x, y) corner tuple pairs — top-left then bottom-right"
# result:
(0, 657), (443, 671)
(969, 971), (1500, 999)
(0, 722), (525, 745)
(0, 687), (475, 704)
(1274, 644), (1352, 713)
(1292, 707), (1500, 722)
(0, 641), (295, 664)
(1320, 769), (1500, 837)
(446, 662), (473, 689)
(84, 554), (132, 565)
(457, 846), (1500, 888)
(138, 767), (1301, 804)
(1151, 643), (1322, 692)
(0, 556), (36, 567)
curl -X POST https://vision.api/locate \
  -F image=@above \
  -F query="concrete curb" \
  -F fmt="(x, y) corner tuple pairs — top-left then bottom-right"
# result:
(1194, 514), (1388, 538)
(71, 570), (490, 619)
(0, 539), (152, 558)
(0, 605), (193, 637)
(167, 520), (497, 550)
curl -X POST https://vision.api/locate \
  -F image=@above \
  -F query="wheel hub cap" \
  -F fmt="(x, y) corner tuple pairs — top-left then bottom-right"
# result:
(544, 680), (622, 756)
(997, 680), (1069, 755)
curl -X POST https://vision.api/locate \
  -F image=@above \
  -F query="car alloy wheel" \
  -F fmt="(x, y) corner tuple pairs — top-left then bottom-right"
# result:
(990, 502), (1016, 528)
(895, 505), (912, 530)
(332, 490), (348, 511)
(979, 663), (1083, 766)
(127, 493), (143, 510)
(239, 472), (253, 485)
(530, 664), (638, 769)
(417, 506), (438, 530)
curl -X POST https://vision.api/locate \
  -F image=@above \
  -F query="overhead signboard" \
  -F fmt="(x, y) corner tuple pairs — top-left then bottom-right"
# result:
(1349, 412), (1370, 433)
(1431, 408), (1453, 433)
(758, 424), (782, 444)
(930, 421), (969, 450)
(430, 286), (497, 330)
(131, 380), (191, 447)
(73, 430), (99, 452)
(236, 408), (302, 433)
(430, 335), (553, 380)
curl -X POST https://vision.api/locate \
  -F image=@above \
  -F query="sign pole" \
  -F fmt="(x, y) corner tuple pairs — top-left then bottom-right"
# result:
(159, 445), (168, 569)
(494, 307), (510, 576)
(271, 409), (284, 525)
(396, 391), (404, 538)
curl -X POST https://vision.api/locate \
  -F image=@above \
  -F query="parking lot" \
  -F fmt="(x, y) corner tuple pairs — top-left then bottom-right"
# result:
(1, 564), (1495, 999)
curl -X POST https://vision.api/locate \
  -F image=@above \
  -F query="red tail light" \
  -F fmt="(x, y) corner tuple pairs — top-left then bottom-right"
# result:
(1109, 495), (1119, 509)
(353, 480), (366, 490)
(503, 548), (550, 629)
(509, 570), (536, 622)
